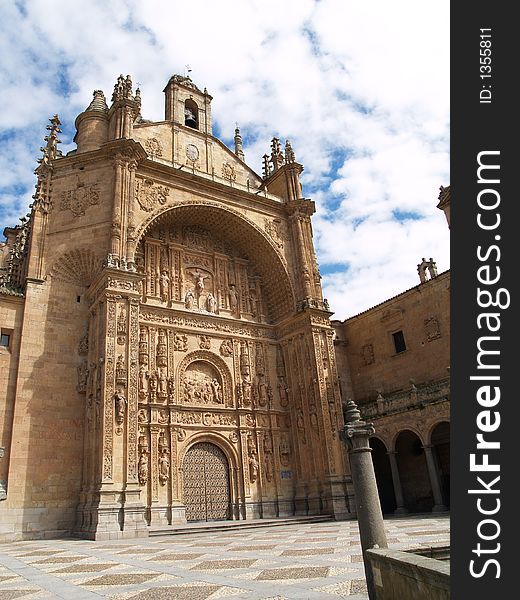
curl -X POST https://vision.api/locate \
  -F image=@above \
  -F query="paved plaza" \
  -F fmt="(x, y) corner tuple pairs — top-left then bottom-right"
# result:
(0, 516), (449, 600)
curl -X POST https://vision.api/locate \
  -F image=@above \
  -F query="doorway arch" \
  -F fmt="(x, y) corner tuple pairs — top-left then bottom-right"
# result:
(395, 430), (433, 513)
(370, 437), (396, 514)
(183, 442), (231, 522)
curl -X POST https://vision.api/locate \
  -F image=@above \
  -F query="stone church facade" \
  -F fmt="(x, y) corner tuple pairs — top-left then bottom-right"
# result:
(0, 75), (352, 541)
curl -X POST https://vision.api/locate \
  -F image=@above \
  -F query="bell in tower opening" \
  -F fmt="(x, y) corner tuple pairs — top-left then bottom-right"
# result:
(184, 99), (199, 129)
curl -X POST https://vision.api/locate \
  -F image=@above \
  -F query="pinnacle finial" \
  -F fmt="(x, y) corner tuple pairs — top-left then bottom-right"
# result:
(270, 137), (284, 171)
(37, 115), (62, 167)
(285, 140), (295, 163)
(343, 399), (362, 424)
(262, 154), (272, 179)
(86, 90), (108, 112)
(234, 125), (245, 161)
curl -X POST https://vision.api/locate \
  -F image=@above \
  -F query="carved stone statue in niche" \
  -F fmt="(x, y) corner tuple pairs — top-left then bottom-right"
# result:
(114, 390), (126, 431)
(206, 292), (217, 313)
(249, 453), (259, 483)
(158, 449), (170, 485)
(149, 372), (158, 401)
(139, 360), (149, 397)
(257, 374), (268, 407)
(242, 378), (252, 406)
(249, 289), (258, 317)
(138, 450), (149, 485)
(228, 284), (238, 314)
(167, 376), (175, 399)
(188, 269), (210, 308)
(159, 270), (170, 303)
(116, 355), (126, 386)
(185, 288), (195, 309)
(278, 377), (289, 408)
(158, 366), (168, 397)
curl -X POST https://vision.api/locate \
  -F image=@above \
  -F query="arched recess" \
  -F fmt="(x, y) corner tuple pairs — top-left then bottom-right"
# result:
(369, 437), (396, 514)
(430, 421), (450, 508)
(176, 349), (234, 407)
(395, 429), (433, 513)
(133, 201), (295, 323)
(180, 433), (239, 522)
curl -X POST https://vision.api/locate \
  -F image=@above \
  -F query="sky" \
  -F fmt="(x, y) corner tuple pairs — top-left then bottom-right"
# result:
(0, 0), (449, 320)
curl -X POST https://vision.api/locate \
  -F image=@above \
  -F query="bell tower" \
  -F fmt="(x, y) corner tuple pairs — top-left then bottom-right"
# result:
(163, 75), (213, 135)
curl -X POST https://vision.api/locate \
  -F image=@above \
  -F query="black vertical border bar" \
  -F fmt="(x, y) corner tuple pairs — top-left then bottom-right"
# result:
(451, 3), (515, 598)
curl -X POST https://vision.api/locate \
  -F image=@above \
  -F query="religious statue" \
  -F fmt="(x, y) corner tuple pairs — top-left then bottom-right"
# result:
(249, 453), (259, 483)
(159, 270), (170, 302)
(185, 288), (195, 309)
(138, 451), (148, 485)
(206, 292), (217, 313)
(114, 390), (126, 425)
(158, 451), (170, 485)
(228, 284), (238, 313)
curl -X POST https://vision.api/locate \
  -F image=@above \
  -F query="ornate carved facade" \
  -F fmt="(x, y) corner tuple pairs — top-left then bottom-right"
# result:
(0, 75), (351, 540)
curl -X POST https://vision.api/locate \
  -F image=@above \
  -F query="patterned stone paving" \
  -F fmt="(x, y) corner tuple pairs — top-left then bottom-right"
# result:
(0, 515), (449, 599)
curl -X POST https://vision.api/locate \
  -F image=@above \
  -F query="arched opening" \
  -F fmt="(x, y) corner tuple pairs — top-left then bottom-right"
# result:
(431, 421), (450, 508)
(370, 437), (396, 514)
(395, 430), (433, 513)
(184, 99), (199, 129)
(183, 442), (231, 521)
(134, 202), (295, 323)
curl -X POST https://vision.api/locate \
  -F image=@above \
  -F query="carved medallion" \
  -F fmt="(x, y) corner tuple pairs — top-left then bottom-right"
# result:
(60, 183), (100, 217)
(145, 137), (163, 159)
(425, 317), (441, 341)
(221, 162), (237, 181)
(135, 178), (170, 212)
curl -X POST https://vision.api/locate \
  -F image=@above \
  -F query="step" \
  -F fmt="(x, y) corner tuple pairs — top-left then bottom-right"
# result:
(149, 515), (334, 537)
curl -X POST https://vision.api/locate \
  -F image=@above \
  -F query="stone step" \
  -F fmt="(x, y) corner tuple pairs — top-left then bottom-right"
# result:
(149, 514), (334, 537)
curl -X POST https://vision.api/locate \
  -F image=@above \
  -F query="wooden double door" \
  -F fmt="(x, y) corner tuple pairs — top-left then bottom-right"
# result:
(183, 442), (231, 522)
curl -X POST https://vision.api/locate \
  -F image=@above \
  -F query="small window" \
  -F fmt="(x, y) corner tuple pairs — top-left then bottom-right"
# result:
(0, 333), (11, 348)
(392, 330), (406, 354)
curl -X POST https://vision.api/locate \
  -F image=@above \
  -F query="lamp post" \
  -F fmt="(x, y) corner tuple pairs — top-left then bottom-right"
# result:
(340, 399), (388, 599)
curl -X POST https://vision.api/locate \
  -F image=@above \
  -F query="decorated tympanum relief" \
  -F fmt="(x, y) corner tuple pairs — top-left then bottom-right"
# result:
(136, 224), (267, 322)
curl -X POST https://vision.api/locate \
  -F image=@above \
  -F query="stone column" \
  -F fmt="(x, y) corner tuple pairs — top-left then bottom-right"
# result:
(387, 451), (408, 515)
(423, 445), (447, 512)
(340, 400), (388, 600)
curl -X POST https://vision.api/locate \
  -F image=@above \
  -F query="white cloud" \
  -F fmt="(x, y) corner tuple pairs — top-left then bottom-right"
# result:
(0, 0), (449, 318)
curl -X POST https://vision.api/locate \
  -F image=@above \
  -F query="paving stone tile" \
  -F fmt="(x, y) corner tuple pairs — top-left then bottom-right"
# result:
(281, 547), (335, 556)
(82, 573), (160, 586)
(30, 556), (87, 564)
(51, 563), (118, 573)
(126, 584), (222, 600)
(147, 552), (205, 561)
(257, 566), (329, 580)
(191, 559), (257, 570)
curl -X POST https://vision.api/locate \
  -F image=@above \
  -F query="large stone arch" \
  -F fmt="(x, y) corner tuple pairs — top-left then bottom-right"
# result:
(133, 200), (296, 322)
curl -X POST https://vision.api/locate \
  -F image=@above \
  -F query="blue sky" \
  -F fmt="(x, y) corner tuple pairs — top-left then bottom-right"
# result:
(0, 0), (449, 319)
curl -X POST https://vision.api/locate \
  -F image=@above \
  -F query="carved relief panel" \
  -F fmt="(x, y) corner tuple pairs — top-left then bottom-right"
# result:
(138, 225), (268, 323)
